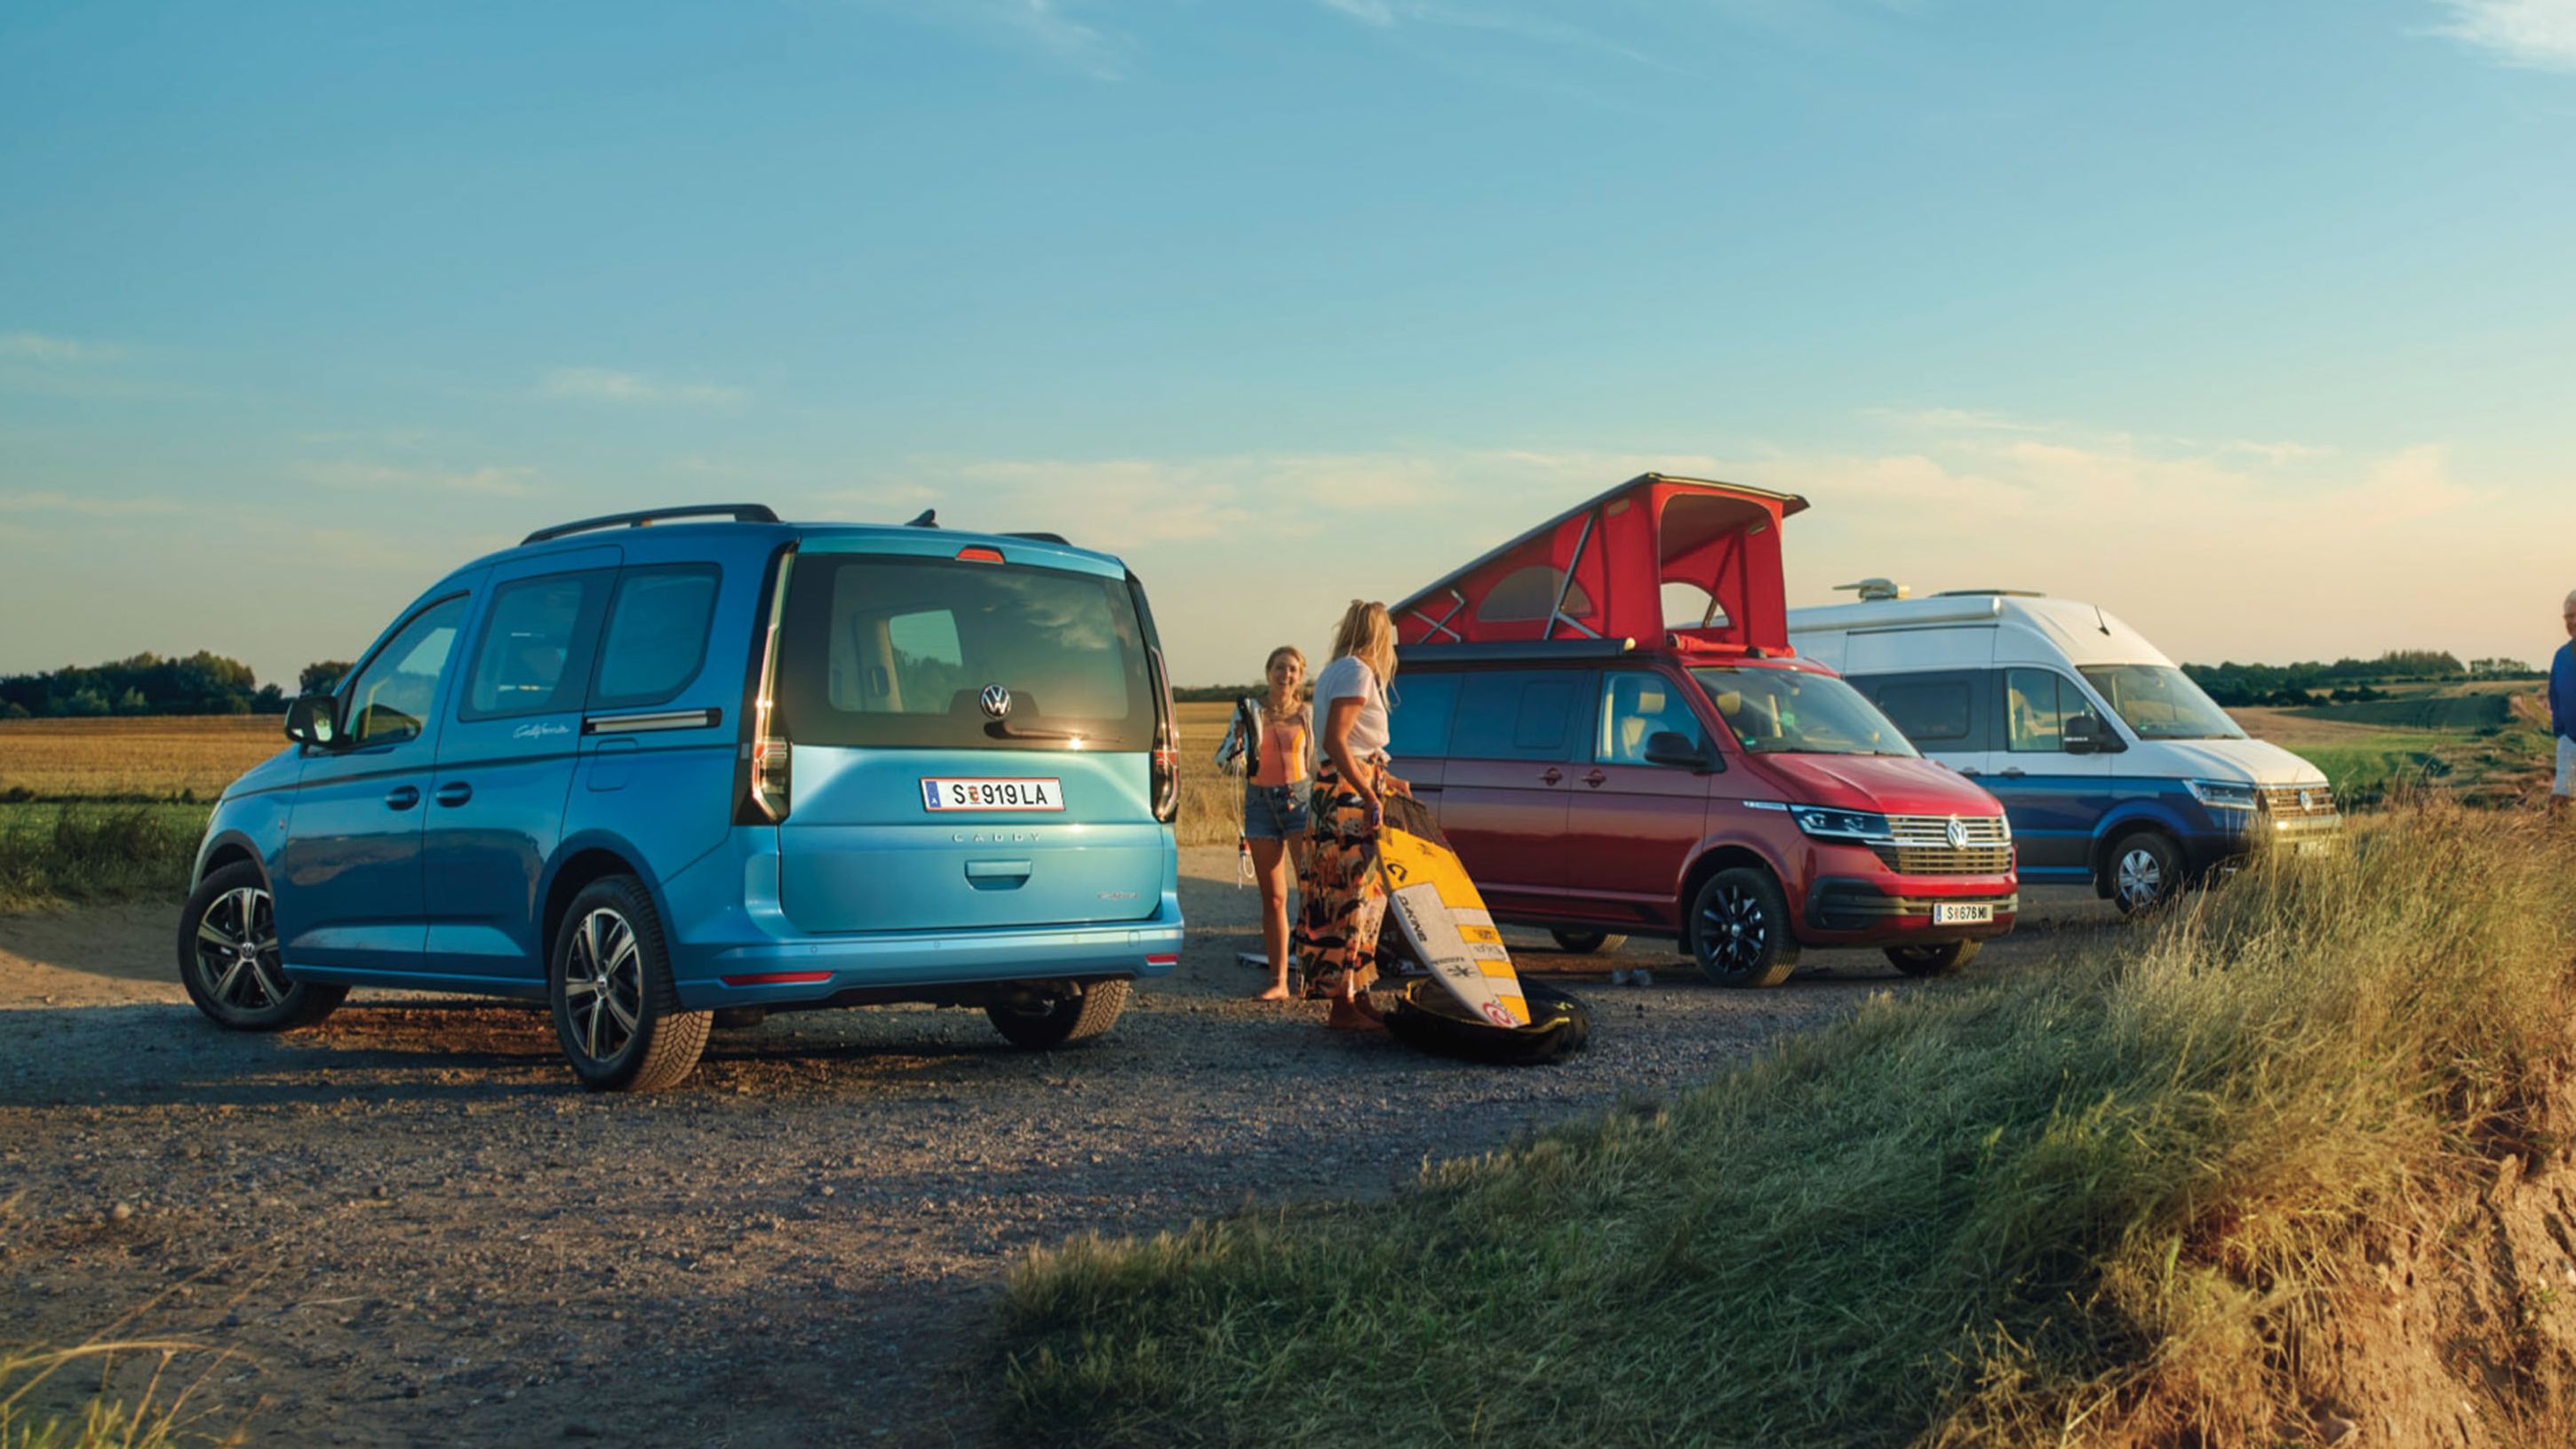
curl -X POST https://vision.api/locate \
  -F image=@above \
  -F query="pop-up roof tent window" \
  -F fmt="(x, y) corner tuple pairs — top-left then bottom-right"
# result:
(1394, 474), (1810, 653)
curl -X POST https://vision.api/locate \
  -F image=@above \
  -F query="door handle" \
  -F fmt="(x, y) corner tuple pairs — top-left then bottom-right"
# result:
(384, 785), (420, 810)
(1958, 768), (1983, 777)
(1541, 768), (1563, 785)
(1999, 768), (2027, 779)
(435, 782), (474, 808)
(1583, 769), (1607, 788)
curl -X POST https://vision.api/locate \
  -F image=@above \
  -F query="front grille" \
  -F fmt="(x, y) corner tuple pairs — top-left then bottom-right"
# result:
(2260, 784), (2337, 817)
(1870, 815), (2014, 875)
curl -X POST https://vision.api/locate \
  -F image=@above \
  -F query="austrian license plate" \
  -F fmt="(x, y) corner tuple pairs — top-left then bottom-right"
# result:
(1931, 902), (1995, 926)
(920, 778), (1065, 812)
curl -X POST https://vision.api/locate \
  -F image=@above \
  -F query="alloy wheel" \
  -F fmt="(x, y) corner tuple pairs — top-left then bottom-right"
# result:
(1699, 883), (1768, 975)
(562, 907), (644, 1064)
(192, 886), (286, 1012)
(2117, 846), (2165, 911)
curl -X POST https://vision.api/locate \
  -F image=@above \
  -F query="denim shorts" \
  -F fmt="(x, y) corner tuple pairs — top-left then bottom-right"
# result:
(1242, 780), (1312, 840)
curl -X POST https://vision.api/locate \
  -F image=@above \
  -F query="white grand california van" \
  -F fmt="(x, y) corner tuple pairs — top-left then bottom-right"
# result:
(1787, 586), (2339, 914)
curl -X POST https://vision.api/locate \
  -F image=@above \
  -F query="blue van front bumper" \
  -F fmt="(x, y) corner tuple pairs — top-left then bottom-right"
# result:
(658, 829), (1184, 1011)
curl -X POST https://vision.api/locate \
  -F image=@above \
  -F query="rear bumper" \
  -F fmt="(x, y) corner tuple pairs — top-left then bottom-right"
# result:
(660, 827), (1183, 1010)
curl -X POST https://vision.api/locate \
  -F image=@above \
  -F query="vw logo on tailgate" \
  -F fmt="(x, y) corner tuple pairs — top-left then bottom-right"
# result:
(978, 684), (1012, 719)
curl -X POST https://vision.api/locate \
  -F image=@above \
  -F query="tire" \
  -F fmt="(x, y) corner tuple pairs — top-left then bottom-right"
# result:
(987, 978), (1129, 1050)
(1884, 938), (1982, 978)
(177, 862), (347, 1031)
(1384, 977), (1592, 1066)
(2104, 830), (2184, 917)
(1688, 867), (1800, 989)
(1548, 929), (1629, 955)
(548, 875), (709, 1092)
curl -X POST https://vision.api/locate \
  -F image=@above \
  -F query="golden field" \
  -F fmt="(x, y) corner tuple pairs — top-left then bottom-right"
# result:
(0, 715), (288, 800)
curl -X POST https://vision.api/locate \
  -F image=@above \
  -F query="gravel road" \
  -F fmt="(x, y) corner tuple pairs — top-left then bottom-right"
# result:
(0, 850), (2119, 1447)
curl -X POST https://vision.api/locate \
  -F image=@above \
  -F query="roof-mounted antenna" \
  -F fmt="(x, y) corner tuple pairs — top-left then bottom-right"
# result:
(2093, 601), (2111, 636)
(906, 509), (938, 529)
(1833, 577), (1909, 602)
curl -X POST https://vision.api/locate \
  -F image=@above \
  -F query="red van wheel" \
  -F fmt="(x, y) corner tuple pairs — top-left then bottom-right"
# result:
(1688, 868), (1799, 989)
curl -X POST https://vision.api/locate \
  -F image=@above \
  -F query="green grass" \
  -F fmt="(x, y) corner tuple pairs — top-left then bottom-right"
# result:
(2286, 695), (2514, 731)
(997, 805), (2576, 1447)
(2, 1341), (240, 1448)
(0, 803), (210, 913)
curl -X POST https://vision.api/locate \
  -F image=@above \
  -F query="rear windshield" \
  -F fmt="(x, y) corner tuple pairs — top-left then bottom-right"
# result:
(778, 556), (1154, 752)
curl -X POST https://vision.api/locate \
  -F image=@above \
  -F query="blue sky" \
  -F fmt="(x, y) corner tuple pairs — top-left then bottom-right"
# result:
(4, 0), (2572, 688)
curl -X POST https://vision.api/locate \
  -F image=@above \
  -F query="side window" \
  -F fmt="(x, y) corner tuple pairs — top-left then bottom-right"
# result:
(591, 567), (722, 710)
(1871, 674), (1974, 747)
(342, 595), (470, 748)
(459, 571), (609, 721)
(1450, 671), (1589, 761)
(1597, 671), (1702, 765)
(1385, 673), (1461, 759)
(2004, 668), (2066, 752)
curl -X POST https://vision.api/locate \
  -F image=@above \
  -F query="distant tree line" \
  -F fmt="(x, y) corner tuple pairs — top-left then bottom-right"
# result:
(2181, 649), (2540, 708)
(0, 653), (355, 720)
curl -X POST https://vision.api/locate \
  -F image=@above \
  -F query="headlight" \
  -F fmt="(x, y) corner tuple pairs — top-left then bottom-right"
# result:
(1790, 806), (1894, 842)
(2185, 779), (2259, 811)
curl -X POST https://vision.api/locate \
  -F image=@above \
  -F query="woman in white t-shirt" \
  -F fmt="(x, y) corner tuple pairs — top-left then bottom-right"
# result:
(1291, 600), (1413, 1031)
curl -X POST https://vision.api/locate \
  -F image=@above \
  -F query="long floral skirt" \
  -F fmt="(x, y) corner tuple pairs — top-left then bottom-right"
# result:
(1292, 756), (1411, 1000)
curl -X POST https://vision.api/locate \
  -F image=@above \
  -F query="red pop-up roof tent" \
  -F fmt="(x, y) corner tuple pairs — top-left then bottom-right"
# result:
(1393, 474), (1810, 654)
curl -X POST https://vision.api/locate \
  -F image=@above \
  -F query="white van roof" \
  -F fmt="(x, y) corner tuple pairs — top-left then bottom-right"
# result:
(1787, 592), (2178, 671)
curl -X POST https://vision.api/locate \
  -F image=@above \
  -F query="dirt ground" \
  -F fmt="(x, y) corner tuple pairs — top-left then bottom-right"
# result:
(0, 852), (2120, 1447)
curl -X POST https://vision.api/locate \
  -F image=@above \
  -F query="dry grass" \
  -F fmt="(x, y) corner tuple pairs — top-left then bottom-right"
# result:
(1175, 700), (1246, 848)
(998, 803), (2576, 1447)
(0, 718), (283, 802)
(2, 1340), (243, 1449)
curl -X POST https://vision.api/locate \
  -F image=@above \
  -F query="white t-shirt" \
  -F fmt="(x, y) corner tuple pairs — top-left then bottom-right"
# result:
(1315, 655), (1392, 762)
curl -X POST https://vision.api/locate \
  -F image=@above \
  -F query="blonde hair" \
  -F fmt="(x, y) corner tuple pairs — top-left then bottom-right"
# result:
(1328, 600), (1398, 687)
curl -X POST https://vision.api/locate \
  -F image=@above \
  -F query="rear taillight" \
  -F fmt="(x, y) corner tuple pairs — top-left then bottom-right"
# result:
(751, 712), (793, 821)
(738, 548), (796, 824)
(1148, 646), (1178, 824)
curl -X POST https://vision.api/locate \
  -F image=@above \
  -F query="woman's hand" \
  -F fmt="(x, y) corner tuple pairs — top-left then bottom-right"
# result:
(1323, 694), (1381, 832)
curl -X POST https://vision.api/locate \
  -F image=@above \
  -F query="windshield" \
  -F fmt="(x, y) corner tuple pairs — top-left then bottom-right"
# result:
(1690, 667), (1918, 758)
(778, 557), (1154, 752)
(2077, 665), (2245, 741)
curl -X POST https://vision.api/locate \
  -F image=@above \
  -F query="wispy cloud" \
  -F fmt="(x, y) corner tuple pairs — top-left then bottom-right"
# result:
(0, 331), (123, 364)
(297, 460), (539, 497)
(858, 0), (1135, 81)
(0, 490), (181, 516)
(2429, 0), (2576, 71)
(538, 367), (748, 408)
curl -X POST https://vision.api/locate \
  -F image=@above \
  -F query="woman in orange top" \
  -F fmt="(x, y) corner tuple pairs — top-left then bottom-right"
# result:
(1225, 645), (1312, 1000)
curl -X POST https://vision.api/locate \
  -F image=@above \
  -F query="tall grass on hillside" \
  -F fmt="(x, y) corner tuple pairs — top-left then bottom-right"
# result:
(0, 806), (205, 913)
(999, 804), (2576, 1447)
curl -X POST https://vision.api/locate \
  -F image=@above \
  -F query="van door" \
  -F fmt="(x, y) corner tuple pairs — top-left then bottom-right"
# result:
(279, 589), (475, 974)
(769, 552), (1167, 935)
(1563, 666), (1716, 920)
(1982, 666), (2115, 882)
(421, 548), (618, 982)
(1433, 668), (1591, 914)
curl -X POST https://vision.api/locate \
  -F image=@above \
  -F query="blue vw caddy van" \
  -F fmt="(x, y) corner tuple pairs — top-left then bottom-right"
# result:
(179, 504), (1184, 1090)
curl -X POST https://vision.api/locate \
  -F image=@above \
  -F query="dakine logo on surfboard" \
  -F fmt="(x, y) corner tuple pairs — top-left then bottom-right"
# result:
(978, 684), (1011, 719)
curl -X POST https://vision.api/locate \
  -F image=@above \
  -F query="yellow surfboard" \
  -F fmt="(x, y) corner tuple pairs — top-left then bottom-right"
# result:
(1376, 826), (1531, 1029)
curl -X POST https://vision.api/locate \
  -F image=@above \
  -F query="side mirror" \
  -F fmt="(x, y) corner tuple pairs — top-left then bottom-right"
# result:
(2062, 713), (2125, 755)
(1643, 730), (1714, 770)
(283, 694), (339, 748)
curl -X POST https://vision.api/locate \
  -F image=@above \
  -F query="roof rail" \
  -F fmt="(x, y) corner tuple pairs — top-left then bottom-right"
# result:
(522, 503), (780, 545)
(1932, 588), (2044, 598)
(1397, 638), (1639, 665)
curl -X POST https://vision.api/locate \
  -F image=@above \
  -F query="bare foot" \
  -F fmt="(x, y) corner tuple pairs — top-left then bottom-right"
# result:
(1253, 983), (1291, 1001)
(1325, 999), (1386, 1032)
